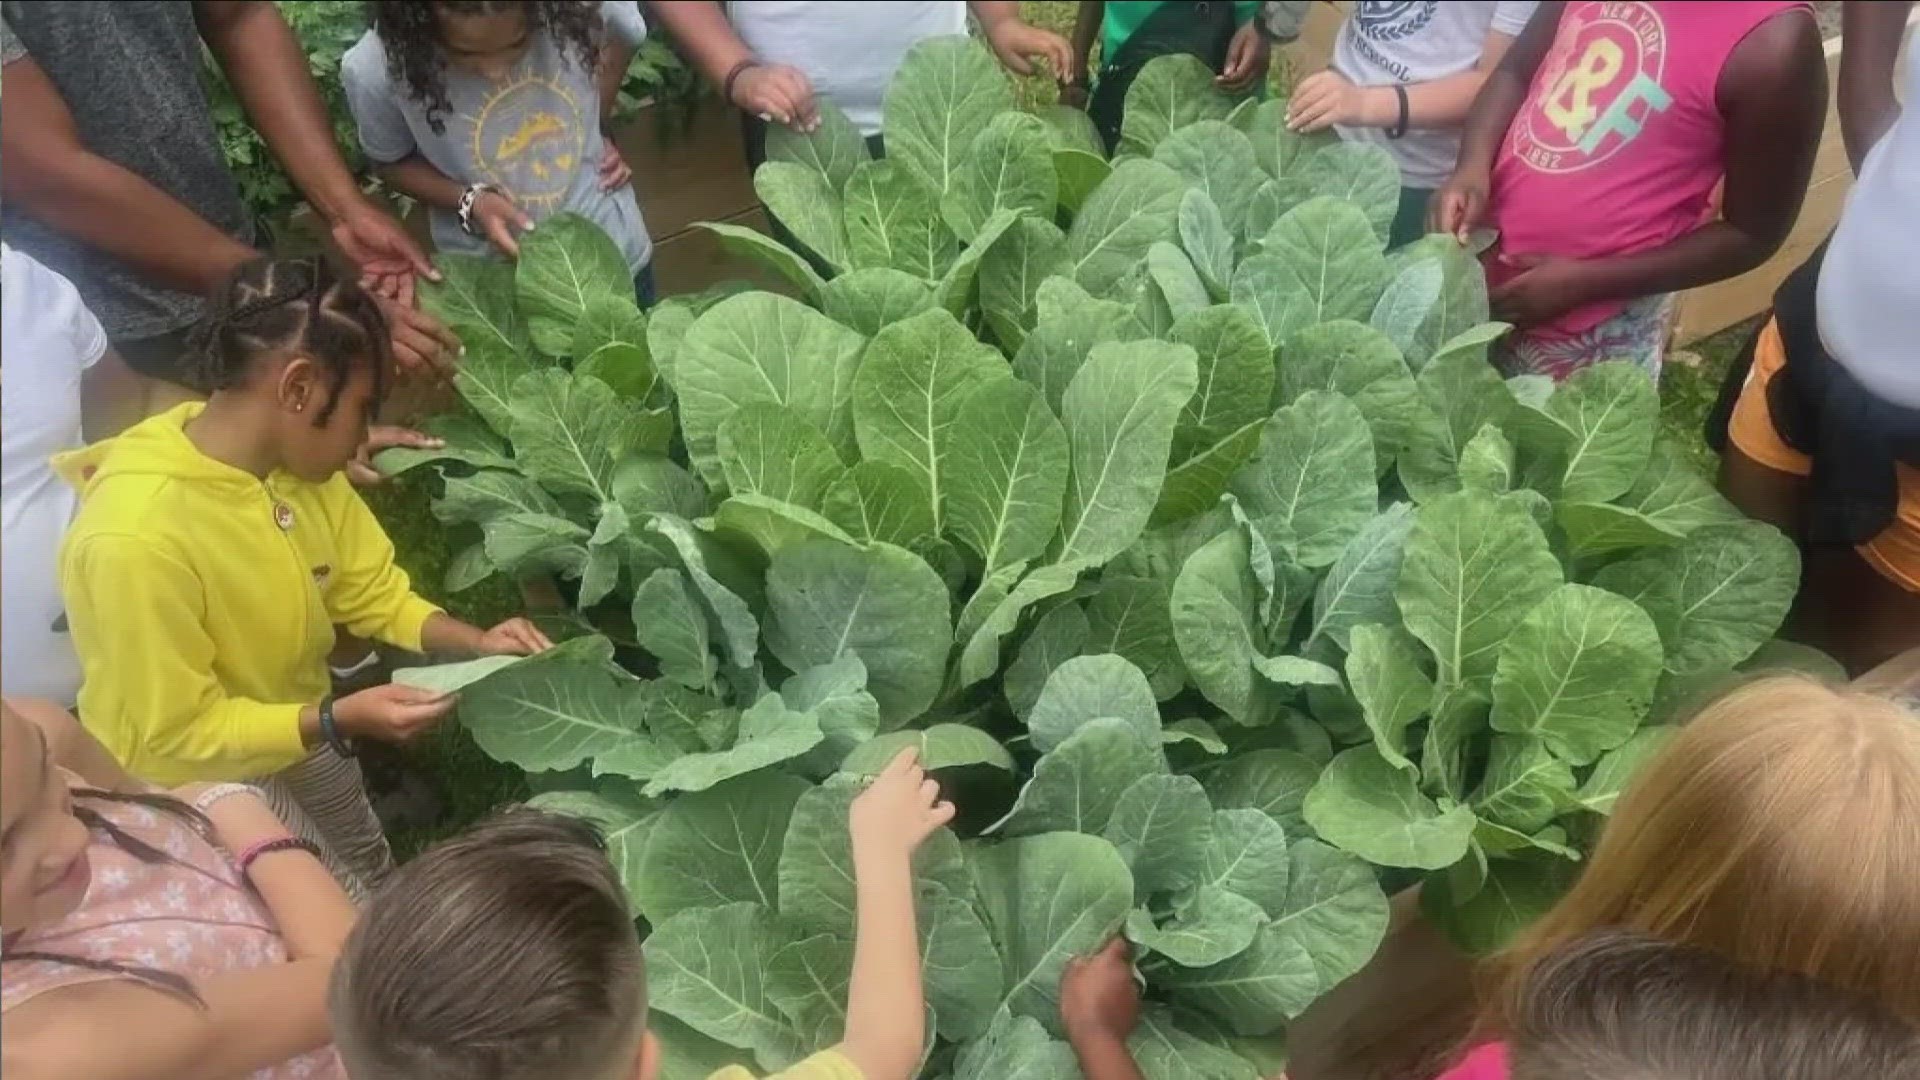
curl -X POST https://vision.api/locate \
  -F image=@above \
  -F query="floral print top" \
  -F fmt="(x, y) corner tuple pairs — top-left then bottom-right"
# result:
(1, 784), (339, 1079)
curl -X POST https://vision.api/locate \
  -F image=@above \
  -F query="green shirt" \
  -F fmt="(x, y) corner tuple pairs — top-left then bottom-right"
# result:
(1100, 0), (1261, 61)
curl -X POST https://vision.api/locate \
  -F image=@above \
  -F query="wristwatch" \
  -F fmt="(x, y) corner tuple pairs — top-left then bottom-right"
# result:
(457, 182), (495, 237)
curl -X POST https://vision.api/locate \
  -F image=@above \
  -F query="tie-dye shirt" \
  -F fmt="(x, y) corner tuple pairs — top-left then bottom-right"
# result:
(1, 783), (339, 1079)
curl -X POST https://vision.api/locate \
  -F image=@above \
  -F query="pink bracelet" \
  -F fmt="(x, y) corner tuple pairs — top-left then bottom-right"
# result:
(235, 835), (323, 878)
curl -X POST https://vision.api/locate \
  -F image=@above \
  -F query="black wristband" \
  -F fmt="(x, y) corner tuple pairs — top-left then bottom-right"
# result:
(1387, 84), (1410, 140)
(318, 695), (356, 759)
(723, 59), (760, 107)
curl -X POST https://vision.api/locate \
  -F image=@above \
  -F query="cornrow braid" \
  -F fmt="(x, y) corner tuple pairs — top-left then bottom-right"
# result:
(370, 1), (606, 136)
(189, 256), (392, 422)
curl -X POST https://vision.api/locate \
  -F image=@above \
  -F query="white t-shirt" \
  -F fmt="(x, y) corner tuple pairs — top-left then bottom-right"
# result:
(727, 1), (969, 135)
(1818, 24), (1920, 409)
(1330, 0), (1538, 188)
(2, 244), (107, 705)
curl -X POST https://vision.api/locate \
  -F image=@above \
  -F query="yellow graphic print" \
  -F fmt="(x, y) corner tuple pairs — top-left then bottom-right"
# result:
(469, 74), (584, 209)
(1543, 38), (1625, 139)
(1508, 1), (1672, 173)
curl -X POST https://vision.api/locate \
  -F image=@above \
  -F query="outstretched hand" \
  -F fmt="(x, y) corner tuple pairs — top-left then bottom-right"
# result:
(983, 18), (1074, 82)
(848, 748), (956, 863)
(1061, 937), (1142, 1044)
(1217, 21), (1270, 92)
(347, 425), (443, 486)
(332, 198), (438, 308)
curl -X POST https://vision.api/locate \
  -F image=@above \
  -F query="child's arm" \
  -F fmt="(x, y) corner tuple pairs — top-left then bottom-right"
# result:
(193, 787), (358, 961)
(1431, 1), (1565, 240)
(648, 1), (818, 130)
(1838, 0), (1912, 172)
(418, 612), (554, 658)
(1489, 8), (1826, 324)
(1289, 25), (1523, 134)
(1063, 0), (1103, 106)
(1061, 939), (1146, 1080)
(375, 156), (535, 258)
(838, 750), (956, 1080)
(971, 2), (1074, 82)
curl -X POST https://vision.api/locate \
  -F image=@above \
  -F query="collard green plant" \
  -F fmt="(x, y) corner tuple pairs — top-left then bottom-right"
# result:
(396, 43), (1806, 1080)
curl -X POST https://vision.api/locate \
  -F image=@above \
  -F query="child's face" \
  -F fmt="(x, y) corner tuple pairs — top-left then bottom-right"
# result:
(0, 708), (92, 934)
(434, 4), (532, 79)
(274, 357), (377, 483)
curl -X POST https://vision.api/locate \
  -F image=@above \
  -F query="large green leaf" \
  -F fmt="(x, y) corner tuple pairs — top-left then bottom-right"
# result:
(766, 541), (952, 728)
(1304, 746), (1478, 870)
(780, 780), (963, 932)
(614, 456), (708, 522)
(1422, 686), (1490, 801)
(1569, 726), (1672, 815)
(480, 512), (588, 578)
(1540, 361), (1658, 503)
(515, 213), (631, 355)
(1237, 198), (1388, 346)
(640, 692), (826, 797)
(1158, 921), (1319, 1035)
(885, 36), (1015, 199)
(1056, 341), (1199, 567)
(1179, 189), (1236, 299)
(1170, 305), (1274, 463)
(1005, 601), (1091, 718)
(1592, 521), (1799, 676)
(1279, 320), (1421, 469)
(1489, 583), (1663, 765)
(1012, 291), (1149, 414)
(956, 560), (1092, 688)
(645, 901), (798, 1055)
(1131, 1009), (1261, 1080)
(648, 515), (761, 670)
(1370, 259), (1444, 361)
(573, 295), (652, 387)
(755, 160), (849, 272)
(504, 369), (627, 501)
(717, 403), (845, 508)
(764, 932), (850, 1056)
(1296, 143), (1400, 241)
(942, 377), (1073, 575)
(455, 637), (649, 772)
(1066, 158), (1188, 297)
(1397, 348), (1518, 501)
(844, 159), (959, 278)
(952, 1010), (1080, 1080)
(934, 208), (1019, 317)
(853, 308), (1008, 533)
(1120, 53), (1235, 156)
(822, 461), (937, 548)
(1471, 735), (1575, 833)
(1172, 526), (1273, 725)
(1397, 490), (1564, 687)
(1204, 749), (1321, 839)
(1246, 99), (1334, 180)
(1154, 120), (1262, 230)
(1028, 653), (1163, 753)
(1054, 148), (1112, 215)
(393, 653), (528, 694)
(1230, 390), (1377, 567)
(945, 112), (1056, 240)
(971, 831), (1136, 1031)
(1105, 773), (1213, 894)
(996, 717), (1165, 836)
(1422, 853), (1577, 956)
(841, 724), (1013, 774)
(920, 885), (1006, 1042)
(697, 221), (828, 299)
(421, 253), (527, 357)
(631, 569), (715, 694)
(767, 97), (870, 192)
(1400, 246), (1494, 370)
(1127, 887), (1265, 967)
(1147, 243), (1212, 317)
(1154, 420), (1265, 527)
(1085, 575), (1182, 700)
(526, 786), (658, 912)
(1308, 503), (1415, 651)
(980, 216), (1069, 351)
(676, 292), (865, 486)
(1346, 624), (1435, 772)
(1196, 808), (1291, 917)
(819, 267), (934, 337)
(1617, 439), (1744, 535)
(633, 774), (809, 920)
(1271, 839), (1391, 994)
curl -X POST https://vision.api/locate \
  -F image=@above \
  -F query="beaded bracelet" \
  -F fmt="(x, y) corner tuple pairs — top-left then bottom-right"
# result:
(236, 836), (323, 878)
(190, 783), (261, 816)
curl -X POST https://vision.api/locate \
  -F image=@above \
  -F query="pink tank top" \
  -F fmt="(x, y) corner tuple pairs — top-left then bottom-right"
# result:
(1, 782), (340, 1079)
(1487, 1), (1813, 336)
(1436, 1042), (1510, 1080)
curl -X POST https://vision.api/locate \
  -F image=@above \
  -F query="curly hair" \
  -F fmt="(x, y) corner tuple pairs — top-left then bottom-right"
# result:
(369, 1), (606, 135)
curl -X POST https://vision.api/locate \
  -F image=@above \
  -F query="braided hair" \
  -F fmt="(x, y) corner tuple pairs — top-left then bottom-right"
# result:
(370, 1), (606, 135)
(188, 256), (391, 422)
(2, 791), (219, 1008)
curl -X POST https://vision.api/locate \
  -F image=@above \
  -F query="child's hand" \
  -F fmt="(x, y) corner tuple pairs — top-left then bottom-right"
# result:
(1061, 937), (1141, 1046)
(1431, 168), (1491, 244)
(1287, 70), (1376, 132)
(472, 190), (535, 260)
(476, 617), (553, 657)
(731, 63), (819, 132)
(598, 137), (632, 192)
(1490, 253), (1593, 326)
(1217, 21), (1270, 92)
(335, 683), (458, 743)
(848, 749), (955, 863)
(347, 425), (443, 486)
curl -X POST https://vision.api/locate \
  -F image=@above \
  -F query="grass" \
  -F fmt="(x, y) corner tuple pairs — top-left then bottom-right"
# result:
(368, 2), (1762, 853)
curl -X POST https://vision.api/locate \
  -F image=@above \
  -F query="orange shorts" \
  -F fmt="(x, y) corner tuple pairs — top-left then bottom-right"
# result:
(1728, 318), (1920, 593)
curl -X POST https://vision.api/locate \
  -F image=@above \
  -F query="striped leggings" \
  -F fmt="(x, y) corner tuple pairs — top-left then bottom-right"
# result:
(258, 746), (392, 902)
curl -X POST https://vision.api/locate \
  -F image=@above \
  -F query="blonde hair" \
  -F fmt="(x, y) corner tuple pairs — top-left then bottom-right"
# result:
(1488, 676), (1920, 1029)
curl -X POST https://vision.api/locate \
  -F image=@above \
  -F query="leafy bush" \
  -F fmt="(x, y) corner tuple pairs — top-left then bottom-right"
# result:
(387, 43), (1802, 1079)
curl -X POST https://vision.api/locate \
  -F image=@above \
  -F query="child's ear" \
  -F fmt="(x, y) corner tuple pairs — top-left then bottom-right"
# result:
(275, 353), (321, 417)
(632, 1028), (659, 1080)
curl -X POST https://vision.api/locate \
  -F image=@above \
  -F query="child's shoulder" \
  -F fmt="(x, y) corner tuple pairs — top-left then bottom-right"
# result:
(706, 1049), (865, 1080)
(337, 28), (389, 88)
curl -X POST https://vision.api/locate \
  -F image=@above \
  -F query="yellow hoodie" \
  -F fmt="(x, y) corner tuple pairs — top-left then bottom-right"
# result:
(57, 403), (441, 785)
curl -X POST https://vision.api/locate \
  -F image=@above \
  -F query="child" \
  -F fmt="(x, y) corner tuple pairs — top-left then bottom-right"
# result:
(340, 1), (656, 303)
(1286, 1), (1539, 248)
(1434, 676), (1920, 1080)
(1501, 930), (1920, 1080)
(329, 748), (956, 1080)
(1433, 1), (1828, 380)
(57, 256), (553, 899)
(1064, 1), (1272, 153)
(0, 701), (357, 1079)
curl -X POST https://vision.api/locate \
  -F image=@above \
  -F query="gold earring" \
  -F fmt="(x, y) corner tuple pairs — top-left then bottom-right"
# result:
(294, 402), (305, 413)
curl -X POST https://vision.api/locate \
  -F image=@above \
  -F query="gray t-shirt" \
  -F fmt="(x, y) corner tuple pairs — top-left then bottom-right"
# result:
(340, 2), (651, 275)
(728, 1), (968, 136)
(1331, 0), (1538, 188)
(0, 1), (255, 343)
